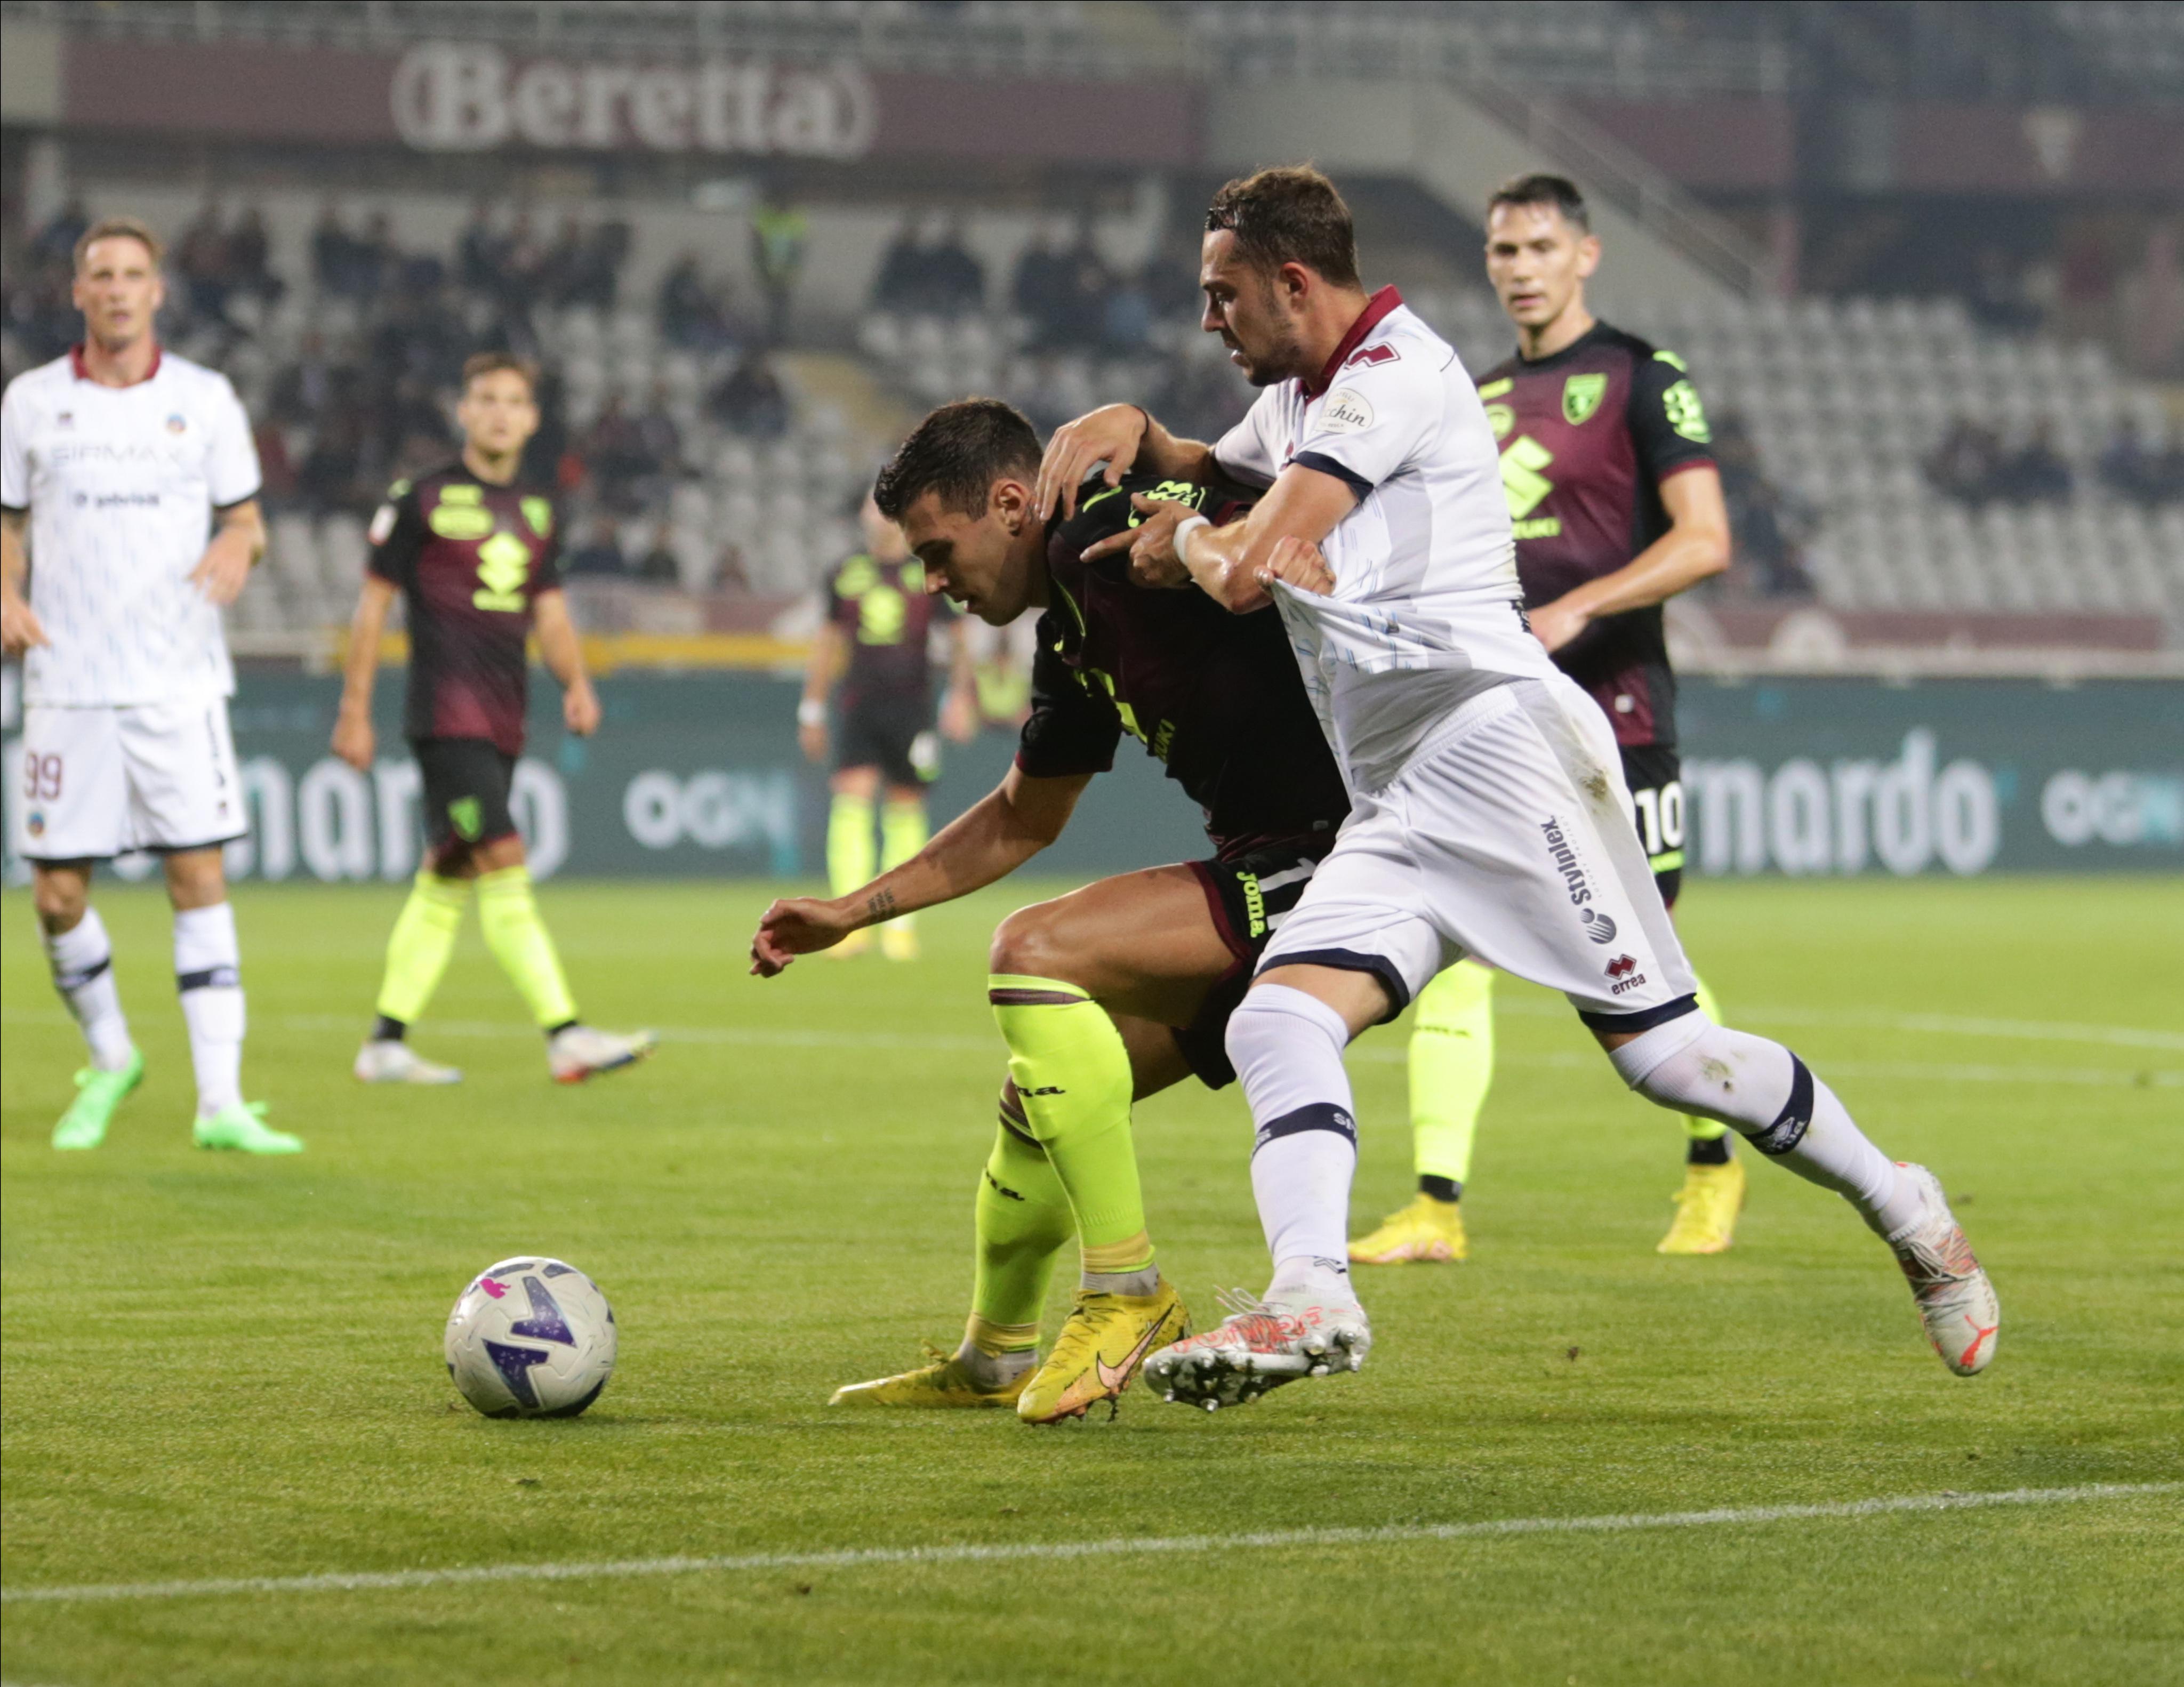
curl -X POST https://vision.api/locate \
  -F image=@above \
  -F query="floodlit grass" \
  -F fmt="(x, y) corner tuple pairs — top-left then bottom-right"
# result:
(3, 875), (2180, 1686)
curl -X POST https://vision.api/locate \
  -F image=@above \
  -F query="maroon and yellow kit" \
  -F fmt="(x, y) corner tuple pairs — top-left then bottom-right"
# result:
(1478, 322), (1714, 749)
(366, 463), (564, 759)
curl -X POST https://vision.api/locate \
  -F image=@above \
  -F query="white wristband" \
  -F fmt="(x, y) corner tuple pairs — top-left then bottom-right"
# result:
(797, 698), (825, 728)
(1172, 514), (1211, 569)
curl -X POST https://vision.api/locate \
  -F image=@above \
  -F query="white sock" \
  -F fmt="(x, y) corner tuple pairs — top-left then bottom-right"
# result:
(174, 903), (246, 1118)
(45, 909), (134, 1071)
(1226, 984), (1361, 1298)
(1609, 1015), (1920, 1237)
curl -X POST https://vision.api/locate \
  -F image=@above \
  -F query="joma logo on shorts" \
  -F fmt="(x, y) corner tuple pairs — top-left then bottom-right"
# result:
(1239, 871), (1267, 939)
(1540, 817), (1592, 905)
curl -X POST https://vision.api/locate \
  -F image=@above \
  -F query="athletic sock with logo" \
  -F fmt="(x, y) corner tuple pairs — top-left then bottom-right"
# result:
(961, 1082), (1073, 1384)
(1408, 959), (1494, 1198)
(476, 866), (577, 1029)
(374, 871), (470, 1035)
(1225, 984), (1361, 1300)
(987, 977), (1156, 1291)
(1609, 1016), (1921, 1238)
(45, 908), (134, 1072)
(826, 792), (876, 898)
(878, 798), (927, 935)
(174, 903), (246, 1117)
(1683, 972), (1735, 1163)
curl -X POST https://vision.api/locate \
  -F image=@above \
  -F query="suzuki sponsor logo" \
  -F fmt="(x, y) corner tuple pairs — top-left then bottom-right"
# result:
(392, 42), (877, 157)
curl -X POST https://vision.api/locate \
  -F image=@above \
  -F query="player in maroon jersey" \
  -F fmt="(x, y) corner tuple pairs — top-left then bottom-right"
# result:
(332, 353), (653, 1087)
(1349, 173), (1744, 1267)
(750, 398), (1351, 1423)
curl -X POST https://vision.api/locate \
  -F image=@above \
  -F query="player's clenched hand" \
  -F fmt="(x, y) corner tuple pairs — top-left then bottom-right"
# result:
(331, 708), (374, 772)
(1255, 535), (1335, 598)
(1527, 595), (1589, 653)
(1080, 495), (1194, 588)
(188, 532), (255, 607)
(564, 679), (602, 736)
(750, 897), (858, 976)
(1, 591), (50, 656)
(1034, 405), (1149, 521)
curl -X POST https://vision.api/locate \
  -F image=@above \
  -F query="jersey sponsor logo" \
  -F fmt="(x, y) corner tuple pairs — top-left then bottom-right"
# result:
(1500, 435), (1555, 520)
(1662, 377), (1711, 444)
(1578, 906), (1618, 944)
(834, 554), (880, 598)
(1344, 343), (1400, 369)
(166, 413), (188, 433)
(1475, 377), (1513, 400)
(856, 581), (907, 645)
(1125, 480), (1205, 526)
(1539, 815), (1593, 906)
(1562, 373), (1608, 426)
(76, 492), (163, 509)
(1484, 403), (1514, 440)
(428, 492), (495, 541)
(520, 495), (553, 537)
(471, 529), (534, 611)
(1316, 388), (1375, 435)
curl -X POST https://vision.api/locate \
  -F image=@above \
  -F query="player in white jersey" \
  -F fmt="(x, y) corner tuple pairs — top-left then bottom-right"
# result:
(1, 216), (300, 1155)
(1034, 167), (1996, 1407)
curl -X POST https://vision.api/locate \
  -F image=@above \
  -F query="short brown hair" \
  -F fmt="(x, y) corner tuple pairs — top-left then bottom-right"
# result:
(74, 216), (164, 274)
(1487, 174), (1591, 234)
(873, 399), (1041, 521)
(461, 352), (539, 396)
(1205, 166), (1360, 289)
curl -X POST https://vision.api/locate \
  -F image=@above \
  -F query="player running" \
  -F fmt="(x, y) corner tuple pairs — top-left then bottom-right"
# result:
(749, 397), (1351, 1423)
(1035, 166), (1997, 1408)
(333, 353), (654, 1086)
(798, 492), (977, 961)
(3, 216), (299, 1155)
(1350, 173), (1744, 1267)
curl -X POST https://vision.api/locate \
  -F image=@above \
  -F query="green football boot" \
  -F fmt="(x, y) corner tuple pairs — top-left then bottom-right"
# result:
(192, 1101), (304, 1155)
(52, 1051), (146, 1151)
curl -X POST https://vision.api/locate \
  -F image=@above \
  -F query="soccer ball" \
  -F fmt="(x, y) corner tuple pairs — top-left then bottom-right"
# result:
(444, 1256), (617, 1419)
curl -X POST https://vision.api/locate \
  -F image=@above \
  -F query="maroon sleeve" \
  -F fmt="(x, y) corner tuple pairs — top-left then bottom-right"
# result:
(1014, 612), (1120, 778)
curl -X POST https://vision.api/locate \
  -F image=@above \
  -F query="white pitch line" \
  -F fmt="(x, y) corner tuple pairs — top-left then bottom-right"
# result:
(2, 1483), (2173, 1608)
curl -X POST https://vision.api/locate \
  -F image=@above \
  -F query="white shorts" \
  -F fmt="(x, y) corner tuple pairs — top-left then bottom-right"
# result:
(1259, 673), (1699, 1030)
(14, 699), (245, 863)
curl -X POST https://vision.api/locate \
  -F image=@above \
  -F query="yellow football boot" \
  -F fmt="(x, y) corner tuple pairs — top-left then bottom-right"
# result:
(1657, 1158), (1748, 1254)
(1016, 1282), (1189, 1424)
(1348, 1193), (1468, 1264)
(828, 1351), (1028, 1409)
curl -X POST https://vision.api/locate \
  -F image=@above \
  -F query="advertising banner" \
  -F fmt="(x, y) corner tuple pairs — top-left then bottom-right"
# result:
(4, 671), (2177, 886)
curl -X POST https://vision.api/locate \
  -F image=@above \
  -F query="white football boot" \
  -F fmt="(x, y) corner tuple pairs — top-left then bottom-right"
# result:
(548, 1024), (656, 1084)
(1887, 1163), (2000, 1377)
(353, 1039), (463, 1085)
(1143, 1286), (1372, 1410)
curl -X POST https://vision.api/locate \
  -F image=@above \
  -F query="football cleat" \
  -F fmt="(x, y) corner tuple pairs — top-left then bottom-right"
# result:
(192, 1101), (303, 1155)
(548, 1024), (656, 1084)
(353, 1039), (463, 1086)
(1657, 1158), (1747, 1255)
(51, 1051), (145, 1151)
(1889, 1163), (1999, 1377)
(1350, 1192), (1468, 1264)
(1017, 1281), (1190, 1424)
(829, 1351), (1029, 1409)
(1143, 1287), (1370, 1411)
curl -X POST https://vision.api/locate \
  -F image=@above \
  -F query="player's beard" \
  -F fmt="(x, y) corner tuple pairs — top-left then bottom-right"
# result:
(1238, 275), (1310, 387)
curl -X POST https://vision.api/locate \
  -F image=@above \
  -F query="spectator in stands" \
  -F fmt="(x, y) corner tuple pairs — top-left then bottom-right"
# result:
(498, 212), (547, 317)
(1714, 419), (1812, 598)
(708, 351), (790, 439)
(751, 186), (808, 346)
(299, 407), (370, 515)
(2098, 428), (2183, 506)
(633, 522), (682, 586)
(1054, 216), (1113, 348)
(580, 398), (652, 515)
(565, 515), (628, 578)
(173, 204), (232, 328)
(228, 206), (281, 306)
(541, 216), (588, 307)
(456, 201), (503, 297)
(2003, 422), (2074, 504)
(355, 211), (397, 303)
(1969, 246), (2042, 333)
(311, 203), (356, 298)
(1103, 264), (1154, 353)
(1011, 223), (1071, 343)
(658, 253), (727, 350)
(1926, 417), (2007, 507)
(872, 215), (927, 312)
(924, 216), (985, 317)
(32, 197), (88, 268)
(253, 419), (298, 510)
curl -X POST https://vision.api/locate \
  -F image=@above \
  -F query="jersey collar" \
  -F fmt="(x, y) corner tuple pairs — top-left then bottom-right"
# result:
(1303, 286), (1403, 398)
(1514, 320), (1611, 373)
(69, 341), (164, 386)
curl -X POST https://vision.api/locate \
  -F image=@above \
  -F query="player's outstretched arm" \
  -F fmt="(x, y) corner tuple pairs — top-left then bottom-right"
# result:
(1033, 405), (1216, 522)
(534, 588), (601, 736)
(0, 510), (49, 656)
(331, 575), (398, 770)
(750, 766), (1089, 976)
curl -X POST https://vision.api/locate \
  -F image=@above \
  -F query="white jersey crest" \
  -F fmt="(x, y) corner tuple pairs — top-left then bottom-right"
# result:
(1, 348), (260, 707)
(1213, 290), (1552, 786)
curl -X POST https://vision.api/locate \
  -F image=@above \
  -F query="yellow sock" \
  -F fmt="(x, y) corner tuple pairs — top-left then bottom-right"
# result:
(969, 1086), (1073, 1343)
(476, 866), (576, 1029)
(878, 798), (927, 934)
(826, 792), (876, 899)
(1409, 960), (1495, 1194)
(375, 872), (469, 1026)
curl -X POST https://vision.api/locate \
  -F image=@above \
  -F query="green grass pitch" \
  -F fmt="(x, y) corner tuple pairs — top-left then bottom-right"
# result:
(3, 874), (2179, 1686)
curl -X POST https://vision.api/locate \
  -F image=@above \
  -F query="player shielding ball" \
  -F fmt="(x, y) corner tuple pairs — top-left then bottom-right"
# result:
(751, 399), (1350, 1423)
(2, 216), (298, 1155)
(333, 354), (653, 1086)
(1351, 173), (1746, 1267)
(1035, 167), (1998, 1408)
(797, 493), (976, 962)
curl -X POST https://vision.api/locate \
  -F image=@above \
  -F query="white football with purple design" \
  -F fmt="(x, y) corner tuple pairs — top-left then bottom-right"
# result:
(444, 1256), (617, 1419)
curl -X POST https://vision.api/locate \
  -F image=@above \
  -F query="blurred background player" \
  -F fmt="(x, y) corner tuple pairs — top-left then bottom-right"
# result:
(1349, 174), (1740, 1266)
(1, 216), (298, 1155)
(798, 492), (976, 961)
(333, 352), (654, 1085)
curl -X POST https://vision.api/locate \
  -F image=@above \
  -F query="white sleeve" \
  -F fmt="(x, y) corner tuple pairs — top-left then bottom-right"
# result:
(204, 375), (263, 508)
(1289, 355), (1443, 496)
(1210, 389), (1281, 487)
(0, 378), (29, 511)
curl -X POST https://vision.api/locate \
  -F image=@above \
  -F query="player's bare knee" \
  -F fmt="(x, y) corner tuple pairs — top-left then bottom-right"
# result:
(987, 902), (1069, 979)
(163, 848), (228, 911)
(32, 869), (90, 932)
